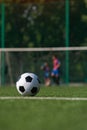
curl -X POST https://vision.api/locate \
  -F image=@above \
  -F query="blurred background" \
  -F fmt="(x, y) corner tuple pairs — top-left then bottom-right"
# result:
(0, 0), (87, 85)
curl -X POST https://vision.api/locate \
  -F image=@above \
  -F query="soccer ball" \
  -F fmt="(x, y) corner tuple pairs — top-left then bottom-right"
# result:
(16, 73), (40, 96)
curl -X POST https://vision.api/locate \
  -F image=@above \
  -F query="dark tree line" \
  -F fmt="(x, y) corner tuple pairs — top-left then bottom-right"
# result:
(0, 0), (87, 47)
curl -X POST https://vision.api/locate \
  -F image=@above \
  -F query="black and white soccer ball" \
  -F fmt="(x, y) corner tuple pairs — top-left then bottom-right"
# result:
(16, 73), (40, 96)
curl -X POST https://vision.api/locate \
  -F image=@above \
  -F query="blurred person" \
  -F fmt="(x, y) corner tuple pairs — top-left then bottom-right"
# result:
(41, 62), (50, 86)
(51, 54), (61, 85)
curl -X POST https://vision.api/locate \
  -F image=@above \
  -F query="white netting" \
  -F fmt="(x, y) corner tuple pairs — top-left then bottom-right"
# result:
(0, 47), (87, 85)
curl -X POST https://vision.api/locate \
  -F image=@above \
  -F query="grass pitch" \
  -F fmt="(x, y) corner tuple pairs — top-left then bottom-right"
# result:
(0, 85), (87, 130)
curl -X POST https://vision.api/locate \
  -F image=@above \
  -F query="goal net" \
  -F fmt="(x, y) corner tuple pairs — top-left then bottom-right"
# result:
(0, 47), (87, 86)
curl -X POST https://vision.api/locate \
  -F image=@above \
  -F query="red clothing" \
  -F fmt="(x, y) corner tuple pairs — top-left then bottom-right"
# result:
(53, 58), (59, 70)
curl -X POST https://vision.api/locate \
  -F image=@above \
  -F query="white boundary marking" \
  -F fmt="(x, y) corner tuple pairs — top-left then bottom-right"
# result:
(0, 96), (87, 100)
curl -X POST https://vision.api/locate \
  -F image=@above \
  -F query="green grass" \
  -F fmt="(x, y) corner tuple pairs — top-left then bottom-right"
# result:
(0, 85), (87, 130)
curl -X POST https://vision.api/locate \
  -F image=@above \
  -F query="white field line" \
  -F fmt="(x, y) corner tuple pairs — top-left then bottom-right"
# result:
(0, 96), (87, 100)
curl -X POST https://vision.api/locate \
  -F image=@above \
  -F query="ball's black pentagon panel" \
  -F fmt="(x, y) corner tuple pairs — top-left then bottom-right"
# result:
(25, 76), (33, 82)
(37, 78), (41, 84)
(31, 87), (38, 94)
(19, 86), (25, 93)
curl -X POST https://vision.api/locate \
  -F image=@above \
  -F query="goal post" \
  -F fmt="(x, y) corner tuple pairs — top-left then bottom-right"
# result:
(0, 46), (87, 86)
(1, 46), (87, 52)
